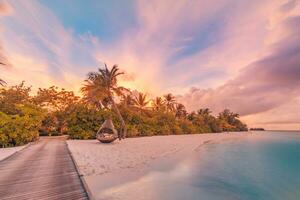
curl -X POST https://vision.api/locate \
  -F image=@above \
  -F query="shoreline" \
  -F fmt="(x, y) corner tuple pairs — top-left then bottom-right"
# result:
(67, 132), (263, 199)
(0, 144), (29, 162)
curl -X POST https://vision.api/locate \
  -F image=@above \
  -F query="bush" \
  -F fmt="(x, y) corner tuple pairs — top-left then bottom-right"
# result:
(169, 123), (182, 135)
(39, 114), (59, 136)
(126, 124), (139, 137)
(66, 104), (112, 139)
(137, 123), (156, 136)
(179, 120), (197, 134)
(68, 126), (95, 139)
(0, 104), (44, 147)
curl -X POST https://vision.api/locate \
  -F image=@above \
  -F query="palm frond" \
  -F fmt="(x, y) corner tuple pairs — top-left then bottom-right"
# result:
(133, 92), (150, 109)
(0, 79), (6, 86)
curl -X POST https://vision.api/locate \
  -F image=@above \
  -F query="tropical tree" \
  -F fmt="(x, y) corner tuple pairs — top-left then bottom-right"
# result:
(120, 94), (135, 108)
(81, 75), (106, 110)
(196, 108), (222, 132)
(81, 64), (128, 139)
(218, 109), (239, 124)
(0, 62), (6, 86)
(196, 108), (212, 124)
(33, 86), (80, 135)
(218, 109), (247, 131)
(0, 82), (31, 115)
(0, 79), (5, 86)
(197, 108), (212, 116)
(133, 92), (150, 112)
(175, 103), (187, 119)
(152, 97), (165, 111)
(34, 86), (80, 111)
(163, 93), (176, 112)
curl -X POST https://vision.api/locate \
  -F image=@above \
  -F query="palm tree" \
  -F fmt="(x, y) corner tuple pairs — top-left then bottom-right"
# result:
(80, 82), (103, 109)
(0, 78), (5, 86)
(0, 62), (6, 86)
(175, 103), (187, 118)
(197, 108), (213, 124)
(218, 109), (239, 125)
(133, 92), (149, 112)
(197, 108), (212, 116)
(120, 94), (135, 107)
(81, 64), (128, 139)
(152, 97), (165, 111)
(163, 93), (176, 112)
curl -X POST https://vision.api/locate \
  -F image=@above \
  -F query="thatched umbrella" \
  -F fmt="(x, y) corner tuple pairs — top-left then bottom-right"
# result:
(96, 118), (118, 143)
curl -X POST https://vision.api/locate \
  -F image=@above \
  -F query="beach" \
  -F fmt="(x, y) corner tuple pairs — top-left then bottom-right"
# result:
(0, 144), (28, 161)
(67, 132), (259, 199)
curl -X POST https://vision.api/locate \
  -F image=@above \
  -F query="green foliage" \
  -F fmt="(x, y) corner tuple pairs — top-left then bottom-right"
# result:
(39, 114), (58, 136)
(33, 86), (80, 136)
(0, 83), (45, 147)
(188, 111), (218, 133)
(177, 120), (196, 134)
(0, 77), (248, 146)
(218, 109), (248, 131)
(133, 92), (150, 111)
(33, 86), (80, 111)
(65, 104), (112, 139)
(0, 104), (44, 147)
(120, 108), (203, 137)
(0, 82), (31, 115)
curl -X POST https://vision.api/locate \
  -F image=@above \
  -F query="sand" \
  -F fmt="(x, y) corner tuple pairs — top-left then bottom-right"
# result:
(67, 132), (260, 200)
(0, 145), (28, 161)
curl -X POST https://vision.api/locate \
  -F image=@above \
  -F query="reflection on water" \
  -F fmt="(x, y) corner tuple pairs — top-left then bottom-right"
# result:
(99, 132), (300, 200)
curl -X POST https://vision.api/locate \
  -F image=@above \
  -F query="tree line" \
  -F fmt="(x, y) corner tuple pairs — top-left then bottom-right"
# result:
(0, 65), (247, 147)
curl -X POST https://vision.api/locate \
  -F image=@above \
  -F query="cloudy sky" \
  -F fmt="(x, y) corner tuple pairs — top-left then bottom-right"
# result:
(0, 0), (300, 130)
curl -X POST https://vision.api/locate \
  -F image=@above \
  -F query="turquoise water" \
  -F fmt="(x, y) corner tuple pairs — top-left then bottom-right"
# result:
(101, 132), (300, 200)
(100, 132), (300, 200)
(184, 132), (300, 200)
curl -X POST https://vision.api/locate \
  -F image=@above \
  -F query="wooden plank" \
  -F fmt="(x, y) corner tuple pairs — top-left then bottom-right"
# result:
(0, 137), (89, 200)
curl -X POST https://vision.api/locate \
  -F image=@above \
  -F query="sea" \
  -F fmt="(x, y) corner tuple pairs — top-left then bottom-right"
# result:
(100, 131), (300, 200)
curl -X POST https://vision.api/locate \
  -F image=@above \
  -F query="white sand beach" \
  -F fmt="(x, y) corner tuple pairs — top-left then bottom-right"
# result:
(67, 132), (261, 200)
(0, 145), (28, 161)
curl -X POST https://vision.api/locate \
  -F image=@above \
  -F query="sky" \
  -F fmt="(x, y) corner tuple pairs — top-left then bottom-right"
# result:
(0, 0), (300, 130)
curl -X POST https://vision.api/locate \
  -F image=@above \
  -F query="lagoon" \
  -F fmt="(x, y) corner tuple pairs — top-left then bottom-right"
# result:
(98, 132), (300, 200)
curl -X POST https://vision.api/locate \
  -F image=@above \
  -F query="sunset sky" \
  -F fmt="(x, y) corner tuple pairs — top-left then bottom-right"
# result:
(0, 0), (300, 130)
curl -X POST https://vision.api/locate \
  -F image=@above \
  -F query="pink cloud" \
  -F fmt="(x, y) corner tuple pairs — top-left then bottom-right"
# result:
(0, 0), (100, 92)
(178, 2), (300, 129)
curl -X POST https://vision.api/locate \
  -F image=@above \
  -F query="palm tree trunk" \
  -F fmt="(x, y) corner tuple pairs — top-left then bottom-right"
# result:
(110, 97), (126, 140)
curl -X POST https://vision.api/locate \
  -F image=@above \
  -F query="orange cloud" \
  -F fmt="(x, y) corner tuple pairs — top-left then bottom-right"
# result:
(0, 1), (12, 16)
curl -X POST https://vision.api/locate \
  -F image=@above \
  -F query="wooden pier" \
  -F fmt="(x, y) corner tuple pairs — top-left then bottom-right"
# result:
(0, 137), (88, 200)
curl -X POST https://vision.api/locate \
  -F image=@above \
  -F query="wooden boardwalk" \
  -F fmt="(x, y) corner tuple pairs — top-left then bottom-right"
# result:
(0, 137), (89, 200)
